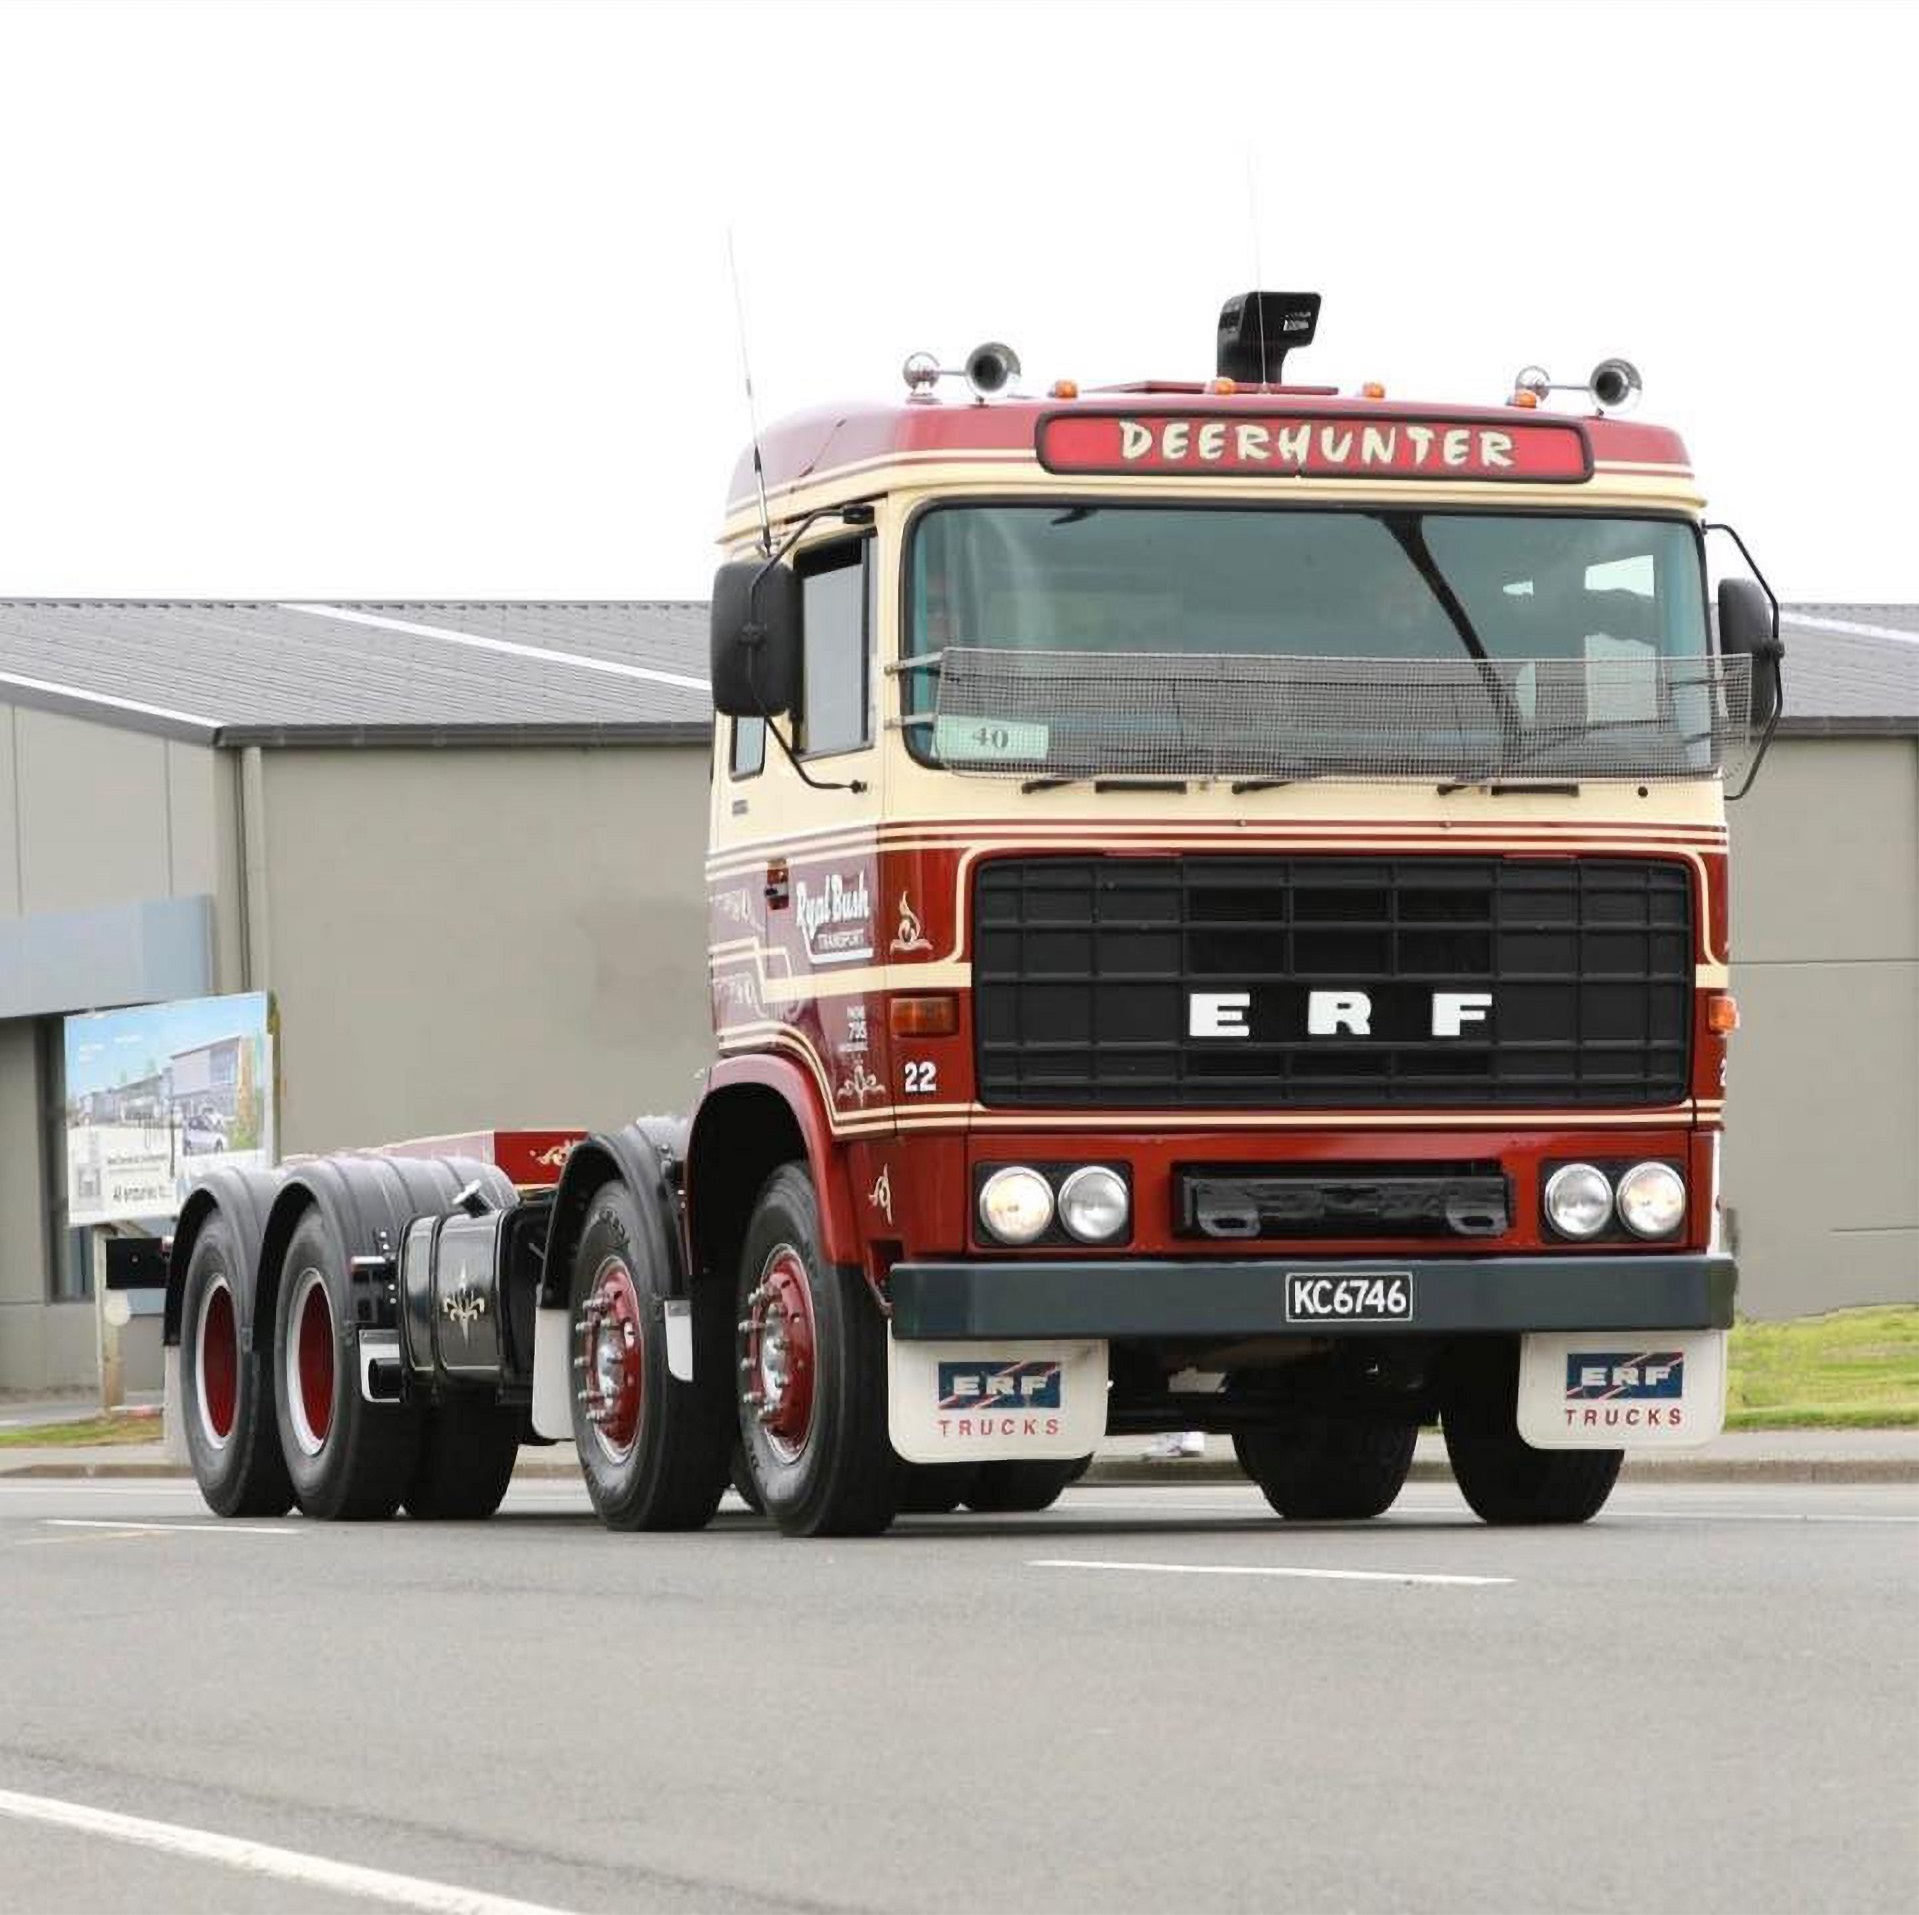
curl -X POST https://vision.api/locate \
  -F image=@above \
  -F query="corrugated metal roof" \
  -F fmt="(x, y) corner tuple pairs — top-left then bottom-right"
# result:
(0, 600), (711, 745)
(1776, 607), (1919, 733)
(0, 597), (1911, 747)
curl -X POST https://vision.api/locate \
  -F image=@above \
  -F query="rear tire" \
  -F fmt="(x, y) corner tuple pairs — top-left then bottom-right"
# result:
(179, 1212), (293, 1518)
(1233, 1413), (1417, 1520)
(962, 1456), (1090, 1515)
(404, 1400), (522, 1520)
(569, 1178), (730, 1531)
(736, 1163), (902, 1538)
(272, 1208), (421, 1520)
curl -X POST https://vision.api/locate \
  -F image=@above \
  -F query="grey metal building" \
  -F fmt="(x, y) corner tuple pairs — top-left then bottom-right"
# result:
(1, 599), (1913, 1394)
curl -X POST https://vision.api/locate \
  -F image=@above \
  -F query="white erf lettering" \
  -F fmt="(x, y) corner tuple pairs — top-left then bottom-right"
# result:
(1432, 991), (1493, 1037)
(1190, 991), (1252, 1038)
(1307, 990), (1372, 1036)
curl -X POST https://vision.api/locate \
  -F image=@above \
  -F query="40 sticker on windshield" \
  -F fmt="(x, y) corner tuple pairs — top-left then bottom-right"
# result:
(932, 716), (1050, 763)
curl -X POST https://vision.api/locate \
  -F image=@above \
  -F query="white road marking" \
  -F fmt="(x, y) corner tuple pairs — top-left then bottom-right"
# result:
(0, 1787), (580, 1915)
(1393, 1501), (1919, 1526)
(1029, 1557), (1511, 1587)
(42, 1519), (296, 1536)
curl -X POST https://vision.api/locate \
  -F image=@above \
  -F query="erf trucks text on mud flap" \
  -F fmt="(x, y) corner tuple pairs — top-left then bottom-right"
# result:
(161, 292), (1783, 1535)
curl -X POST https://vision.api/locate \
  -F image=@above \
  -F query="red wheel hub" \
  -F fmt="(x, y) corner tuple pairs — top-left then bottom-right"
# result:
(580, 1258), (644, 1457)
(296, 1277), (334, 1446)
(198, 1279), (238, 1445)
(745, 1247), (817, 1461)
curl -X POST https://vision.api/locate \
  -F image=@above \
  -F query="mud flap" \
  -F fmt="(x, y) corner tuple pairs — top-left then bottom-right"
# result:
(887, 1333), (1108, 1465)
(1517, 1329), (1727, 1449)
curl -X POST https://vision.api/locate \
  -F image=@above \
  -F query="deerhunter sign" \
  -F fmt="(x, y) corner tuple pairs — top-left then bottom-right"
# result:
(1035, 411), (1592, 481)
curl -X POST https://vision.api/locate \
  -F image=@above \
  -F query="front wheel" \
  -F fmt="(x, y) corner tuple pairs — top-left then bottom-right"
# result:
(1233, 1413), (1417, 1520)
(962, 1455), (1091, 1514)
(736, 1163), (901, 1538)
(1442, 1342), (1621, 1524)
(1443, 1422), (1622, 1525)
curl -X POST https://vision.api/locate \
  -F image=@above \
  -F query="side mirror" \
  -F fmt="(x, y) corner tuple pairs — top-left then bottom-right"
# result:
(1717, 577), (1783, 725)
(710, 560), (801, 718)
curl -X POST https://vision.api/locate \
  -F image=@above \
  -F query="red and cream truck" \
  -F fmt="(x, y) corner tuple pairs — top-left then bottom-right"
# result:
(163, 292), (1782, 1535)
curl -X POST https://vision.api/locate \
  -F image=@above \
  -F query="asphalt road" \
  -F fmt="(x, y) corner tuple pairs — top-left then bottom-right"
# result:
(1, 1476), (1913, 1915)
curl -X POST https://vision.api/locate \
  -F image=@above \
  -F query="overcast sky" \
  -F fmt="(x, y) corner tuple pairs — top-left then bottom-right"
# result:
(0, 0), (1908, 604)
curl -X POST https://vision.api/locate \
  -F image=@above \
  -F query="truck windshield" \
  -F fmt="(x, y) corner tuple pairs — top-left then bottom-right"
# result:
(902, 505), (1727, 782)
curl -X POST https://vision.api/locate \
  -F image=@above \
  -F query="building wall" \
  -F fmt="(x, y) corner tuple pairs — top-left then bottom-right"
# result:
(1726, 735), (1919, 1315)
(0, 702), (239, 1389)
(258, 743), (713, 1153)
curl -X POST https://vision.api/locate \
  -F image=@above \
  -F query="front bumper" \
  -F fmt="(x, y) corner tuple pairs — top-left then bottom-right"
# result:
(887, 1253), (1737, 1341)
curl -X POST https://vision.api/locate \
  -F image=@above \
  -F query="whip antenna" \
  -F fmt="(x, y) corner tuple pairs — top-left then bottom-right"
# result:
(727, 228), (774, 557)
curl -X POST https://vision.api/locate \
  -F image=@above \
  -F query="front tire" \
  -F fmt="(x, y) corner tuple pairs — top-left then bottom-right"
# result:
(179, 1212), (293, 1518)
(272, 1208), (421, 1520)
(1442, 1342), (1622, 1524)
(961, 1456), (1091, 1514)
(736, 1163), (901, 1538)
(1233, 1413), (1417, 1520)
(1443, 1422), (1623, 1525)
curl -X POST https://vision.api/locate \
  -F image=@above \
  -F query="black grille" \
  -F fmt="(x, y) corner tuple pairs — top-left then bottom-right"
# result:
(973, 855), (1693, 1109)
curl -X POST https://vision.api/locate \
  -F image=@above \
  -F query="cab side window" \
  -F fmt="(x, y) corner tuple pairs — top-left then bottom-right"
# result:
(797, 541), (870, 757)
(730, 716), (766, 778)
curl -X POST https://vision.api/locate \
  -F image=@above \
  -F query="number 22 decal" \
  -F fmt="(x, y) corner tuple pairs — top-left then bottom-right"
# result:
(903, 1060), (938, 1096)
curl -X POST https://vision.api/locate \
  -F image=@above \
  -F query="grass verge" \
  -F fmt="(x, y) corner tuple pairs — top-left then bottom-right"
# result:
(0, 1411), (161, 1449)
(1726, 1305), (1919, 1429)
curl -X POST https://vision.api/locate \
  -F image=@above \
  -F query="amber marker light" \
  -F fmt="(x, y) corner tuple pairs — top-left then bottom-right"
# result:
(1049, 379), (1079, 400)
(1361, 381), (1387, 399)
(890, 994), (959, 1038)
(1511, 389), (1540, 408)
(1208, 377), (1238, 395)
(1707, 992), (1741, 1035)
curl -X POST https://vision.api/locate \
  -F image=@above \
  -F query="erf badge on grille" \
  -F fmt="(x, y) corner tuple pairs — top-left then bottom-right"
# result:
(1285, 1271), (1414, 1324)
(1190, 989), (1494, 1039)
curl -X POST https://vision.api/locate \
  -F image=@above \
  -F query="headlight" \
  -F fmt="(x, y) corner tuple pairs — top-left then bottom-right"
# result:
(1057, 1166), (1129, 1243)
(1616, 1161), (1686, 1238)
(978, 1166), (1054, 1245)
(1543, 1163), (1613, 1239)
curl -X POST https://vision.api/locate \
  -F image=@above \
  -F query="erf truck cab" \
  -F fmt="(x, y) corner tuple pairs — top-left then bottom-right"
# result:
(163, 293), (1782, 1537)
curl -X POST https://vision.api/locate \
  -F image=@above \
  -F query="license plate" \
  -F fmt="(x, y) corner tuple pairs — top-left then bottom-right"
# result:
(1285, 1271), (1414, 1324)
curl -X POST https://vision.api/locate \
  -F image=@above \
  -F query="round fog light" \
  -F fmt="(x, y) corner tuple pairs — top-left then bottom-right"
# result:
(1544, 1163), (1613, 1239)
(1616, 1161), (1685, 1238)
(1057, 1165), (1129, 1243)
(978, 1166), (1054, 1245)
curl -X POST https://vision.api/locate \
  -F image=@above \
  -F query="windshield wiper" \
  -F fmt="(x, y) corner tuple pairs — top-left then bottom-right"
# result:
(1384, 515), (1524, 751)
(1020, 776), (1191, 795)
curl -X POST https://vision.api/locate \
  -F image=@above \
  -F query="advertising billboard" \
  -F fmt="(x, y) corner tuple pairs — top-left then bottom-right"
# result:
(64, 992), (277, 1226)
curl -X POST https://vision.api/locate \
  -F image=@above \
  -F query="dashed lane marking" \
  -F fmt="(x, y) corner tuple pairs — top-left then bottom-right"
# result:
(1028, 1557), (1512, 1587)
(0, 1787), (581, 1915)
(41, 1519), (298, 1536)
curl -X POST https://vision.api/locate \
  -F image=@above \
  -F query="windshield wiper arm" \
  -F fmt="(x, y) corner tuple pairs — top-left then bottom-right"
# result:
(1019, 776), (1191, 795)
